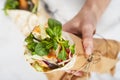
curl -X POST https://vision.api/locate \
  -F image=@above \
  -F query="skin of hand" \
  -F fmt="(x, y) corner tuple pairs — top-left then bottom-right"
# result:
(63, 0), (110, 76)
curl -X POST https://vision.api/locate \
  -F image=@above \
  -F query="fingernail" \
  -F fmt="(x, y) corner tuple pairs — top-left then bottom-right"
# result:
(86, 47), (92, 55)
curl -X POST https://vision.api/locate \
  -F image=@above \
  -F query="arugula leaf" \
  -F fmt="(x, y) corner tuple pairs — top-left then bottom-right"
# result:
(35, 42), (49, 56)
(58, 47), (67, 60)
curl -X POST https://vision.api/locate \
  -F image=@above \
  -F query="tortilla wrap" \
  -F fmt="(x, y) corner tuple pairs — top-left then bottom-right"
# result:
(24, 29), (120, 73)
(24, 31), (77, 73)
(6, 0), (50, 36)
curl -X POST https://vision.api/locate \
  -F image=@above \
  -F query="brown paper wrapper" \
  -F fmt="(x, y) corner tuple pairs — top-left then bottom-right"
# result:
(46, 71), (88, 80)
(46, 33), (120, 80)
(69, 33), (119, 73)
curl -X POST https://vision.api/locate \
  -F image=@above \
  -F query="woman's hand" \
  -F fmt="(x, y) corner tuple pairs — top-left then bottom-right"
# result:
(63, 0), (110, 76)
(63, 4), (97, 56)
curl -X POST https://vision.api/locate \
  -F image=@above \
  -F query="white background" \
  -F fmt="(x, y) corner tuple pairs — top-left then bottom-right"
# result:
(0, 0), (120, 80)
(0, 0), (47, 80)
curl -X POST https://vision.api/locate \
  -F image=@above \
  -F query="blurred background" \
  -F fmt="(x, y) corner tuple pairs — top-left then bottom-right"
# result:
(0, 0), (47, 80)
(0, 0), (120, 80)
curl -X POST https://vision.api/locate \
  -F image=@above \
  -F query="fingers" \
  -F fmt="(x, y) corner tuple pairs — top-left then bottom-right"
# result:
(83, 37), (93, 56)
(63, 21), (95, 55)
(81, 24), (95, 55)
(63, 18), (95, 56)
(63, 20), (79, 35)
(73, 71), (83, 76)
(65, 70), (83, 76)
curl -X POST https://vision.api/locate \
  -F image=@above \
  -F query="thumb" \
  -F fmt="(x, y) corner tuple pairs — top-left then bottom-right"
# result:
(83, 37), (93, 56)
(82, 24), (94, 55)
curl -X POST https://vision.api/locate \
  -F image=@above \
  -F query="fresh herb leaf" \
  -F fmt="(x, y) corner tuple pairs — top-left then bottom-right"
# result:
(48, 18), (62, 30)
(25, 33), (34, 43)
(31, 52), (36, 55)
(35, 39), (54, 56)
(47, 18), (75, 60)
(58, 47), (67, 60)
(4, 0), (19, 15)
(25, 33), (38, 54)
(48, 18), (62, 39)
(53, 25), (62, 39)
(46, 27), (54, 38)
(46, 18), (62, 50)
(27, 42), (37, 52)
(46, 18), (62, 51)
(61, 40), (69, 48)
(53, 40), (58, 50)
(70, 44), (75, 54)
(35, 42), (49, 56)
(42, 40), (53, 49)
(48, 18), (54, 29)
